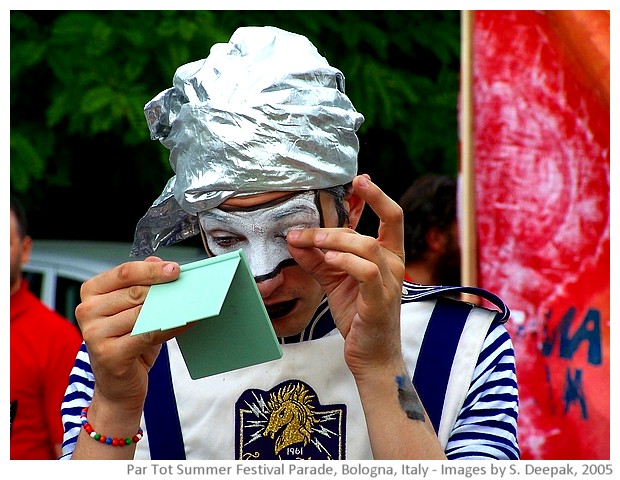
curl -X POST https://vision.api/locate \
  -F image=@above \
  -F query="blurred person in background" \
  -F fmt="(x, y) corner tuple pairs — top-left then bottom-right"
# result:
(10, 193), (83, 459)
(398, 174), (461, 286)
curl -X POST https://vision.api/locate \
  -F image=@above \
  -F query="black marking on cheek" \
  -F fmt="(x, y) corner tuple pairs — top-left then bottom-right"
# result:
(396, 375), (425, 422)
(198, 220), (217, 258)
(253, 258), (298, 283)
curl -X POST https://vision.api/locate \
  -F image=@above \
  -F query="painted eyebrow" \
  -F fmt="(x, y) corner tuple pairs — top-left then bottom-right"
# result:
(200, 209), (239, 222)
(201, 204), (315, 221)
(200, 197), (318, 223)
(270, 204), (318, 221)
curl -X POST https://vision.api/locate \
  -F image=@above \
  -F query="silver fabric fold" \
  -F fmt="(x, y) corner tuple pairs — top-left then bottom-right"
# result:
(132, 26), (364, 257)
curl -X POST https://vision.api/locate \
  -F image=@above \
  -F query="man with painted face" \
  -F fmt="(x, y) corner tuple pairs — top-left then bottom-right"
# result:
(60, 26), (519, 460)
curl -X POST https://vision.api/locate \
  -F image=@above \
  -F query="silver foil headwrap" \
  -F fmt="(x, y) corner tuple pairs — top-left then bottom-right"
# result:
(131, 26), (365, 257)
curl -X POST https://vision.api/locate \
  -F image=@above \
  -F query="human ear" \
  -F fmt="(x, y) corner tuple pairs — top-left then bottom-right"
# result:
(20, 235), (32, 265)
(425, 227), (447, 253)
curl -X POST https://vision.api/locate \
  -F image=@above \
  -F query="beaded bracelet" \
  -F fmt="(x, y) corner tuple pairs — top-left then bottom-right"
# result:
(80, 407), (143, 446)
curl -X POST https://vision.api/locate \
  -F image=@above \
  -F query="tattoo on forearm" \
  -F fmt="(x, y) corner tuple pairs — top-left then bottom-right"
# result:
(396, 375), (425, 421)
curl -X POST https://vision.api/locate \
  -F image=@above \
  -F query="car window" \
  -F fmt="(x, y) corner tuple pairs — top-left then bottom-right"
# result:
(55, 276), (83, 327)
(22, 240), (205, 331)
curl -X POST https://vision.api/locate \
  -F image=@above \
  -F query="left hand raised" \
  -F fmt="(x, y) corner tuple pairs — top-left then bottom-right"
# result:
(286, 174), (406, 377)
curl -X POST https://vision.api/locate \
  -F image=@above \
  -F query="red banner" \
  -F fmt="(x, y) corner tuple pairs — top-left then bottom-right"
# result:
(470, 10), (610, 459)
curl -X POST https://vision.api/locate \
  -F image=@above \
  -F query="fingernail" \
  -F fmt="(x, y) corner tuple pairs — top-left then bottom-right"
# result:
(315, 232), (327, 243)
(163, 263), (177, 275)
(287, 230), (301, 240)
(358, 175), (370, 188)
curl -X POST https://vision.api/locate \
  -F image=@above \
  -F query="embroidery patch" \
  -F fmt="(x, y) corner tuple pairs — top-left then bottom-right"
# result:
(235, 380), (346, 459)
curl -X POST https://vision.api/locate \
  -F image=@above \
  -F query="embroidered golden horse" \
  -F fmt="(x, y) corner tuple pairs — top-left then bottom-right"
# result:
(263, 383), (318, 455)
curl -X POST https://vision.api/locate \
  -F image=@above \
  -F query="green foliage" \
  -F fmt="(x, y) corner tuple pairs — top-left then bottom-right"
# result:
(9, 131), (46, 190)
(10, 10), (461, 240)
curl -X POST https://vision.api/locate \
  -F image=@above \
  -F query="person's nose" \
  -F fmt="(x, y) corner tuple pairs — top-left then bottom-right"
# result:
(256, 270), (285, 299)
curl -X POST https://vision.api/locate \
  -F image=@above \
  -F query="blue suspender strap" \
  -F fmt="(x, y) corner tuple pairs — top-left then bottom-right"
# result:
(412, 297), (472, 433)
(144, 342), (186, 460)
(439, 285), (509, 323)
(406, 284), (510, 323)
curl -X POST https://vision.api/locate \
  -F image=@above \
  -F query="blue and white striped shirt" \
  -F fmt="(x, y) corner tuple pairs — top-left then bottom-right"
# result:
(60, 282), (519, 460)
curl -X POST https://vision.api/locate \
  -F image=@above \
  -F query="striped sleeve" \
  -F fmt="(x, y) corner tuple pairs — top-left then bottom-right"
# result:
(444, 322), (520, 460)
(59, 342), (95, 460)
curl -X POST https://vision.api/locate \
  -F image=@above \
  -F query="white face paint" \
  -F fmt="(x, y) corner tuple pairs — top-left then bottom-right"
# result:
(198, 191), (321, 281)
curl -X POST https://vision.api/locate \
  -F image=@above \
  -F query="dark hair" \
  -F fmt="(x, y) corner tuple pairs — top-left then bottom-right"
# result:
(322, 183), (352, 226)
(10, 194), (29, 239)
(398, 174), (456, 261)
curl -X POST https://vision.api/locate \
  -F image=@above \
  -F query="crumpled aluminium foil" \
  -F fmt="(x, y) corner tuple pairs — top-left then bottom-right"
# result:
(131, 26), (365, 257)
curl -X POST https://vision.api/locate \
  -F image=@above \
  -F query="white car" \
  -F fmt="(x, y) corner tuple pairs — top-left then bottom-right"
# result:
(23, 240), (206, 327)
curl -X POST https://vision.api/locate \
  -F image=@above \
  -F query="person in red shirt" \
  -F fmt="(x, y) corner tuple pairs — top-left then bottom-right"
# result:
(10, 194), (83, 460)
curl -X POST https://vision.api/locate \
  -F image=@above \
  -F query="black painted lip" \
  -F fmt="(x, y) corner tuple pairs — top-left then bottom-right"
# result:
(265, 299), (298, 320)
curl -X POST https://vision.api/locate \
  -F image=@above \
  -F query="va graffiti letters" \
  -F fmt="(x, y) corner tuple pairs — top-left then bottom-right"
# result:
(541, 306), (602, 419)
